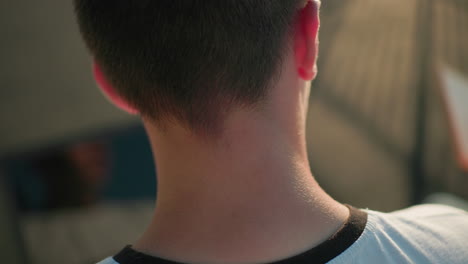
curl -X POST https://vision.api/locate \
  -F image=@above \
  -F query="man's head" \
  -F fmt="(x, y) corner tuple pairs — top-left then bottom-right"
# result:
(74, 0), (320, 136)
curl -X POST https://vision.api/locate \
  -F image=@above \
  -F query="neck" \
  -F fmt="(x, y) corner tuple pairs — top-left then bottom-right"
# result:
(135, 110), (348, 264)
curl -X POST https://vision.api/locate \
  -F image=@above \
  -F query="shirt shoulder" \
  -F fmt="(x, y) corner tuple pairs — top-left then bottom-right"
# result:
(97, 257), (119, 264)
(329, 204), (468, 264)
(391, 203), (468, 218)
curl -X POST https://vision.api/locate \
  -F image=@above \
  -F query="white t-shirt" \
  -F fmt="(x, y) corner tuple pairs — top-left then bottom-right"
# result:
(99, 204), (468, 264)
(329, 204), (468, 264)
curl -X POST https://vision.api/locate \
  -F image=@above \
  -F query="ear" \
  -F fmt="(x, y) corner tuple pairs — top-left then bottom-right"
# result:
(294, 0), (320, 80)
(92, 62), (139, 114)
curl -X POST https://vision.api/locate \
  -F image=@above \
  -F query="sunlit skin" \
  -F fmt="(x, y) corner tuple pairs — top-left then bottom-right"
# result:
(95, 1), (349, 263)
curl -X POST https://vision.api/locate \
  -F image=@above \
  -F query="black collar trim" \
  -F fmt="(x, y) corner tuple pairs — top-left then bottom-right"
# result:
(114, 205), (367, 264)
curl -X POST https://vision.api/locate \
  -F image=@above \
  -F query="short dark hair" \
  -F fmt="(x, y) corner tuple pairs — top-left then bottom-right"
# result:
(74, 0), (302, 135)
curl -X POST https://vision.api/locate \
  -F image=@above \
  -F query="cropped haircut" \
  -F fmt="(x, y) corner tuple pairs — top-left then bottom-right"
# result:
(74, 0), (303, 135)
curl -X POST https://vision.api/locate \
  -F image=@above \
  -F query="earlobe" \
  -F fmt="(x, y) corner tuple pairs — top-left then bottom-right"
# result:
(294, 0), (320, 81)
(93, 62), (139, 114)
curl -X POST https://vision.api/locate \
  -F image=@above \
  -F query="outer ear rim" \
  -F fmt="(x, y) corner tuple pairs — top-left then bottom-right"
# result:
(92, 61), (139, 115)
(295, 0), (320, 81)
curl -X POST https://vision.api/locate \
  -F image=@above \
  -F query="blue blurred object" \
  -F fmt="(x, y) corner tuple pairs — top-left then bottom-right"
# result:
(103, 125), (156, 200)
(5, 125), (156, 212)
(6, 160), (47, 211)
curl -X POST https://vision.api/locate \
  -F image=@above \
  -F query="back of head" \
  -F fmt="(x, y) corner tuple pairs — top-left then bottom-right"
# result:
(74, 0), (303, 135)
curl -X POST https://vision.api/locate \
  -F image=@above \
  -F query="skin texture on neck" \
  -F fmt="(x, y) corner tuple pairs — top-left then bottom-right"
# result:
(133, 21), (349, 262)
(105, 1), (350, 263)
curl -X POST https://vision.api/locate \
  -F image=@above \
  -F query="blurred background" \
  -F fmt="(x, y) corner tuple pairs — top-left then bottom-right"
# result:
(1, 0), (467, 263)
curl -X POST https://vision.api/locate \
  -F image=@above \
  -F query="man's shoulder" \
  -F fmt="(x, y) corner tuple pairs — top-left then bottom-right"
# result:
(97, 257), (119, 264)
(373, 204), (468, 237)
(329, 204), (468, 264)
(389, 203), (468, 219)
(331, 204), (468, 264)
